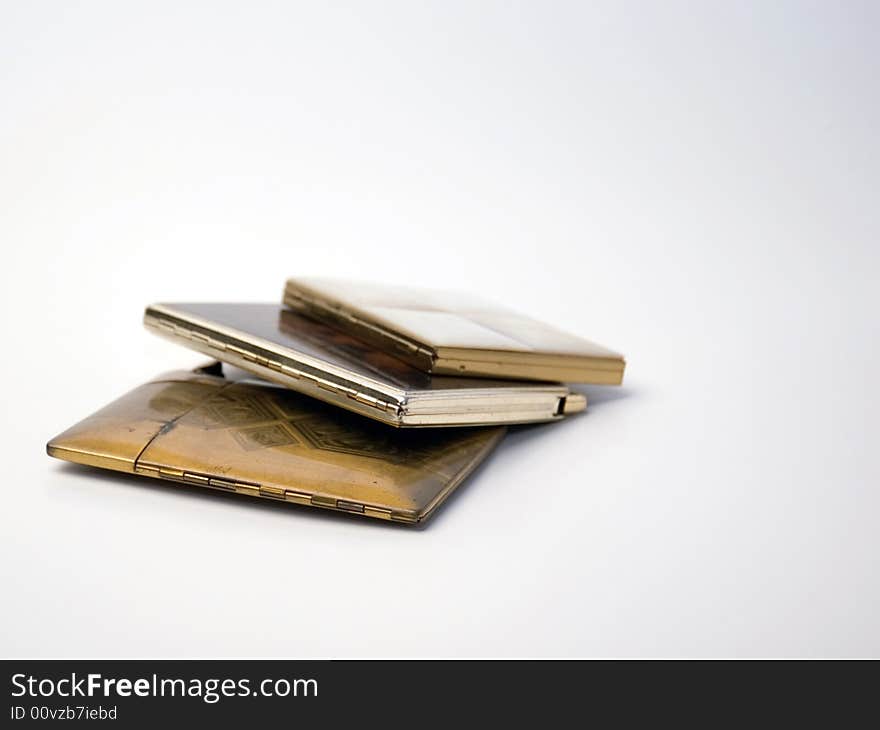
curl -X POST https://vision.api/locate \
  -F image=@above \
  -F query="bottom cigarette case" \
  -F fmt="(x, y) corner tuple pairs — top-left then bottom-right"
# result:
(46, 362), (505, 524)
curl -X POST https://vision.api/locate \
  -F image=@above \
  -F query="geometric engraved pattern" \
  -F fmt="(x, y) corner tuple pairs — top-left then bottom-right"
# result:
(197, 391), (277, 429)
(191, 384), (465, 470)
(231, 423), (299, 451)
(293, 415), (439, 466)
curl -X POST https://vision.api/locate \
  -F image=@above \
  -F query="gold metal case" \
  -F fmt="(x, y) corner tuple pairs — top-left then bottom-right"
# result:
(46, 364), (505, 524)
(283, 277), (626, 384)
(143, 303), (587, 428)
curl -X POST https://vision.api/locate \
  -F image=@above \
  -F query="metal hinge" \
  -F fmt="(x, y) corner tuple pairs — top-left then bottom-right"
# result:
(147, 317), (227, 353)
(134, 463), (407, 520)
(154, 318), (402, 417)
(346, 389), (400, 415)
(136, 463), (260, 496)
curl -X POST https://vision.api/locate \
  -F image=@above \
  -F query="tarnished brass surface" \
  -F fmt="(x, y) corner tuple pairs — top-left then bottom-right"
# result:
(284, 277), (626, 384)
(47, 365), (505, 524)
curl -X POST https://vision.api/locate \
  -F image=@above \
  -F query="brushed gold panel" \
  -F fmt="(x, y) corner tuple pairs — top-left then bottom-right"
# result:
(284, 277), (626, 384)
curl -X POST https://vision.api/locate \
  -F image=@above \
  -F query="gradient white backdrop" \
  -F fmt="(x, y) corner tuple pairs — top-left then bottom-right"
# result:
(1, 1), (877, 657)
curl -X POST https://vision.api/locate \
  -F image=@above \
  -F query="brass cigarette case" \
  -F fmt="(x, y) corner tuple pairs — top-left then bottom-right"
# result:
(284, 277), (626, 384)
(46, 364), (505, 524)
(143, 302), (587, 427)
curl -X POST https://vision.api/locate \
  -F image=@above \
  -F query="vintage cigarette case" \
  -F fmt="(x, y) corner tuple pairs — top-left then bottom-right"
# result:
(283, 277), (626, 384)
(143, 303), (587, 427)
(46, 363), (505, 524)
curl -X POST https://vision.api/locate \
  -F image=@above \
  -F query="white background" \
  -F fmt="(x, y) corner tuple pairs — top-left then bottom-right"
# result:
(1, 2), (877, 657)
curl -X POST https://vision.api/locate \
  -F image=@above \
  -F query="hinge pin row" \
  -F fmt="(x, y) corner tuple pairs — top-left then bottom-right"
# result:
(134, 463), (405, 520)
(146, 316), (401, 417)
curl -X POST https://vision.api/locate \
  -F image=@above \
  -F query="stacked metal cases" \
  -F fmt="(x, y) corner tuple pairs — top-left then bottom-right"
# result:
(47, 279), (625, 524)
